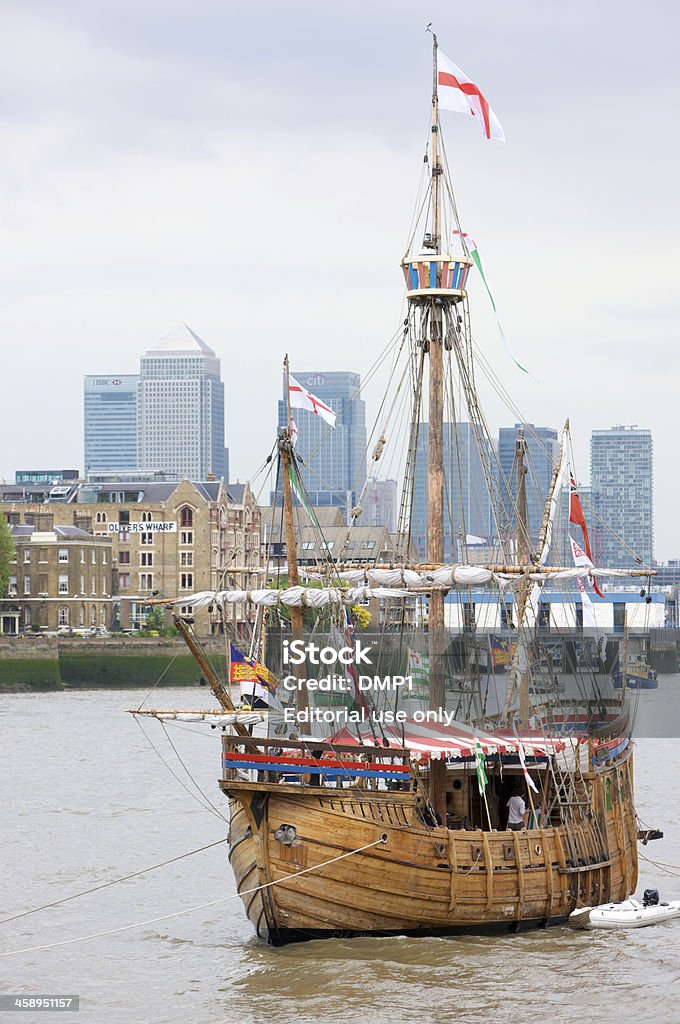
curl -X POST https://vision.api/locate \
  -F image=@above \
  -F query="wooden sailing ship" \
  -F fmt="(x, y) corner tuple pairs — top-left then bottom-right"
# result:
(134, 35), (658, 944)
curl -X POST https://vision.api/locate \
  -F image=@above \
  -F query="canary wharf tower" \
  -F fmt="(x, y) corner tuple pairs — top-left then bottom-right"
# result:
(137, 322), (229, 481)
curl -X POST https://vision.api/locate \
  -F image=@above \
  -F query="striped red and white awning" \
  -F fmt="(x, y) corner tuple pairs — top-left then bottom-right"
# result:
(331, 719), (566, 760)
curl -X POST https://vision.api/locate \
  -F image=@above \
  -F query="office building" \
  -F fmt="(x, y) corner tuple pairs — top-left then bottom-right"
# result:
(497, 423), (559, 551)
(15, 470), (79, 485)
(137, 323), (228, 481)
(411, 421), (490, 561)
(364, 478), (398, 533)
(591, 426), (653, 568)
(84, 375), (139, 475)
(276, 371), (366, 516)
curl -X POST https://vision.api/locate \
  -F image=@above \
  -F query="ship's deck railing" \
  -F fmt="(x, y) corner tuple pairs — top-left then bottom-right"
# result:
(220, 734), (413, 791)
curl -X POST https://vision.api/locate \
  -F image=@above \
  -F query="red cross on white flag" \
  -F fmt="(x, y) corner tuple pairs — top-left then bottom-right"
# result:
(437, 51), (505, 142)
(289, 375), (337, 428)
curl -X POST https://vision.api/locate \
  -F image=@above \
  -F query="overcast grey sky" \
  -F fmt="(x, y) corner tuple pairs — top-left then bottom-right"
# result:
(1, 1), (678, 556)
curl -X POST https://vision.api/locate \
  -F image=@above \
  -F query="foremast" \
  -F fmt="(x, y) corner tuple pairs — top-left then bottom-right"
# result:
(279, 354), (309, 714)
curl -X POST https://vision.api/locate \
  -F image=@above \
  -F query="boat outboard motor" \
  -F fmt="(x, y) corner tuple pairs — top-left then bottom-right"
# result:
(643, 888), (660, 907)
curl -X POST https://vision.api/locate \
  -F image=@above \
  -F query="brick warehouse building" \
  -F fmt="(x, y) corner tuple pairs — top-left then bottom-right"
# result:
(1, 479), (262, 636)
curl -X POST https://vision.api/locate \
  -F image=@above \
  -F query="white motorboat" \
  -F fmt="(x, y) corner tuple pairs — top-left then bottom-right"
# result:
(569, 890), (680, 930)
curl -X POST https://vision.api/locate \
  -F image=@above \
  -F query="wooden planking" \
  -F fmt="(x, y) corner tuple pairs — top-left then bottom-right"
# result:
(226, 758), (637, 938)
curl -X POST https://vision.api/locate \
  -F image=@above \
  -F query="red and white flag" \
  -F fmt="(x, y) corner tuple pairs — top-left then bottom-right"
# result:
(437, 51), (505, 142)
(289, 417), (298, 447)
(289, 375), (337, 428)
(569, 476), (604, 598)
(517, 740), (539, 793)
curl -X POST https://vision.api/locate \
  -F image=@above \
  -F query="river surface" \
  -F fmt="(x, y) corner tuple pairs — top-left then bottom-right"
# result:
(1, 681), (680, 1024)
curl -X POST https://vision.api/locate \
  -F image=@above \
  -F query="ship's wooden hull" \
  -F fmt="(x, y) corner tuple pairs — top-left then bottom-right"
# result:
(224, 750), (638, 945)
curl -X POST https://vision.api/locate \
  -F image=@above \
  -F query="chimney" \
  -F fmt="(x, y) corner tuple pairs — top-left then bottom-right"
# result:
(73, 513), (93, 533)
(33, 511), (55, 532)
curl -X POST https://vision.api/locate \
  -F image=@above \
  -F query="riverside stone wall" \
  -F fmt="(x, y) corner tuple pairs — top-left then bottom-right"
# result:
(0, 637), (230, 692)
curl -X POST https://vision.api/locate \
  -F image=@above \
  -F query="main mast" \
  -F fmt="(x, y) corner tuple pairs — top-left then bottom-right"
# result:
(401, 33), (473, 819)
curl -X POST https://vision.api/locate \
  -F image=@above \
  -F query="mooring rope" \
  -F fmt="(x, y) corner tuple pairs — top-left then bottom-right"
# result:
(638, 850), (680, 879)
(0, 838), (228, 926)
(0, 837), (386, 957)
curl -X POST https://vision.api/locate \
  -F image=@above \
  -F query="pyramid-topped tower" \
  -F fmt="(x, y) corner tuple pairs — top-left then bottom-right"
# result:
(138, 322), (228, 481)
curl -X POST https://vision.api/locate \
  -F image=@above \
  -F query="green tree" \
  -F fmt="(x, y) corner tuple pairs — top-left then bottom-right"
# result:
(143, 606), (168, 635)
(0, 515), (16, 597)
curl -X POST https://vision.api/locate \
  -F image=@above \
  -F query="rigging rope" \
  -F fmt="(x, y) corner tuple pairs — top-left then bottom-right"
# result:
(0, 837), (387, 958)
(0, 838), (228, 926)
(134, 718), (227, 822)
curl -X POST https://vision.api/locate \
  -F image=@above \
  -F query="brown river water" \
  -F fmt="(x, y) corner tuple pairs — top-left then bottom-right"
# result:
(1, 682), (679, 1024)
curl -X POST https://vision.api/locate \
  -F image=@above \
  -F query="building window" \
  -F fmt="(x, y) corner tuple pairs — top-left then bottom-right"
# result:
(8, 576), (17, 596)
(59, 549), (69, 562)
(58, 606), (69, 627)
(91, 550), (96, 564)
(80, 548), (85, 563)
(180, 605), (193, 615)
(302, 541), (315, 551)
(39, 547), (48, 563)
(141, 511), (153, 523)
(58, 575), (68, 594)
(140, 573), (153, 590)
(361, 541), (376, 550)
(95, 511), (108, 524)
(119, 551), (130, 565)
(119, 510), (130, 525)
(180, 552), (193, 566)
(23, 549), (31, 564)
(80, 604), (85, 626)
(90, 605), (96, 626)
(141, 532), (154, 545)
(91, 577), (96, 595)
(119, 530), (129, 543)
(180, 572), (193, 590)
(23, 576), (31, 596)
(24, 607), (31, 627)
(180, 530), (193, 546)
(179, 507), (193, 528)
(141, 552), (153, 566)
(119, 573), (130, 590)
(102, 550), (107, 565)
(101, 607), (107, 625)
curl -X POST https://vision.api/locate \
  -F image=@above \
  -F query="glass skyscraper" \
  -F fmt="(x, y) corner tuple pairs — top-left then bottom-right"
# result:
(277, 371), (366, 516)
(497, 423), (558, 551)
(137, 323), (228, 481)
(591, 426), (653, 568)
(84, 375), (139, 475)
(410, 421), (490, 561)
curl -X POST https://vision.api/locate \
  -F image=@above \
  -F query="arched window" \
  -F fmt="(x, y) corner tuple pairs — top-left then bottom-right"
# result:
(79, 604), (85, 626)
(141, 511), (153, 523)
(90, 605), (97, 626)
(95, 511), (108, 524)
(58, 606), (69, 626)
(24, 607), (31, 627)
(100, 607), (107, 625)
(179, 506), (193, 528)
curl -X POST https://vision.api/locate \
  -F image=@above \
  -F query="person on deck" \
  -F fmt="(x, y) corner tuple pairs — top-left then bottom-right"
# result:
(506, 787), (529, 831)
